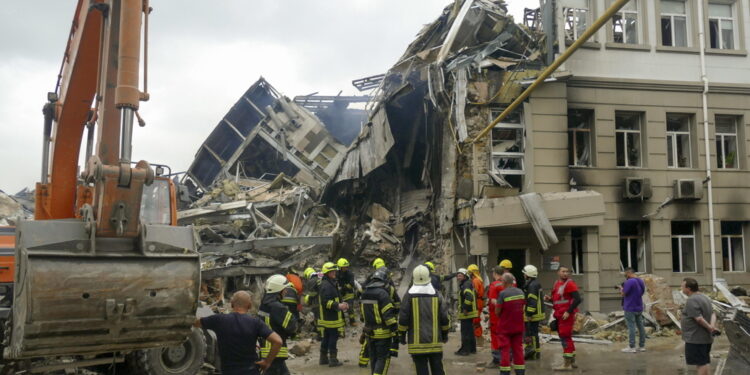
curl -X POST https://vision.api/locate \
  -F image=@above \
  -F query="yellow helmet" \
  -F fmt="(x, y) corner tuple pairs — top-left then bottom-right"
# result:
(499, 259), (513, 269)
(372, 258), (386, 269)
(424, 261), (435, 272)
(337, 258), (350, 268)
(467, 264), (480, 277)
(304, 267), (316, 279)
(322, 262), (339, 274)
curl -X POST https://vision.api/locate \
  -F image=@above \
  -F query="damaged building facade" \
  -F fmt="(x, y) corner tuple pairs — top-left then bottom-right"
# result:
(325, 0), (750, 313)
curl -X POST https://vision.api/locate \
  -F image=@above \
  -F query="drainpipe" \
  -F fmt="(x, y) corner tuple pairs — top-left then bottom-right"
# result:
(697, 1), (717, 285)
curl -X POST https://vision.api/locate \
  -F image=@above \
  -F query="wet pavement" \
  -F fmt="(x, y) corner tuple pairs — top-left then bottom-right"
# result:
(286, 328), (732, 374)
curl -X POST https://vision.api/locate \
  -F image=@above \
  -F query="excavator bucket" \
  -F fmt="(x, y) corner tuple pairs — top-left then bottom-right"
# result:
(4, 219), (200, 359)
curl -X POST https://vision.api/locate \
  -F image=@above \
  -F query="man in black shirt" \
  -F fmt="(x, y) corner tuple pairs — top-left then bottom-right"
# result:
(195, 291), (282, 375)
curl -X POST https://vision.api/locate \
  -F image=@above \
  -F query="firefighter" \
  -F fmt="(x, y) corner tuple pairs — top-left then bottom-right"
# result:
(467, 264), (485, 343)
(496, 273), (526, 375)
(455, 268), (478, 356)
(259, 275), (298, 375)
(318, 262), (349, 367)
(303, 267), (322, 340)
(424, 261), (456, 292)
(546, 265), (582, 371)
(361, 266), (398, 375)
(285, 268), (303, 322)
(280, 280), (300, 325)
(399, 265), (451, 375)
(522, 264), (544, 360)
(337, 258), (358, 325)
(360, 258), (401, 367)
(488, 263), (517, 366)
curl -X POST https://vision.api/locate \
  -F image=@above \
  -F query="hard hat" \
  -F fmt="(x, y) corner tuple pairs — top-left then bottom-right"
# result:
(499, 259), (513, 269)
(457, 268), (469, 277)
(322, 262), (339, 274)
(424, 261), (435, 272)
(372, 267), (390, 282)
(522, 264), (538, 278)
(265, 274), (290, 294)
(413, 265), (431, 285)
(467, 264), (479, 274)
(304, 267), (316, 279)
(372, 258), (386, 269)
(337, 258), (350, 268)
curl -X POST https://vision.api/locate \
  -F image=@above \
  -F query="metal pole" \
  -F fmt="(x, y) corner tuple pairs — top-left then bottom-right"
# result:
(472, 0), (631, 143)
(41, 102), (54, 184)
(120, 108), (134, 162)
(697, 1), (717, 285)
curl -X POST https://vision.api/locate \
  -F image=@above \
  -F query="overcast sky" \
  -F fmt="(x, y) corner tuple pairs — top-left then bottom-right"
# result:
(0, 0), (529, 194)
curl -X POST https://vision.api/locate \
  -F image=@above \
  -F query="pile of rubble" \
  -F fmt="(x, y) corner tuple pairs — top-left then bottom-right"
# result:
(0, 189), (33, 225)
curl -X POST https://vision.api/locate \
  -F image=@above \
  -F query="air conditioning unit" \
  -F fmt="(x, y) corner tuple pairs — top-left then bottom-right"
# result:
(674, 179), (703, 200)
(622, 177), (652, 200)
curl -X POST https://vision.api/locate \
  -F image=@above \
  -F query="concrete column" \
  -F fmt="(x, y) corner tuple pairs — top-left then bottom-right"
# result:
(582, 226), (601, 312)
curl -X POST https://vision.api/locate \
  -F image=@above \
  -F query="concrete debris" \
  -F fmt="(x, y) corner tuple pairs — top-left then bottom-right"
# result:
(0, 189), (33, 225)
(288, 340), (313, 357)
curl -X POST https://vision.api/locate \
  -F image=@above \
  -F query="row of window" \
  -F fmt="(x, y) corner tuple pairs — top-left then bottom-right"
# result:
(564, 0), (742, 50)
(569, 221), (747, 274)
(568, 109), (742, 169)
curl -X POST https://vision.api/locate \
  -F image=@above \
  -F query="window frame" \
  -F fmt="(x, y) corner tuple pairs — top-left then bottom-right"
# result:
(568, 108), (594, 167)
(611, 0), (642, 44)
(615, 111), (643, 168)
(707, 1), (738, 50)
(490, 108), (526, 188)
(666, 113), (693, 168)
(716, 115), (740, 169)
(619, 221), (648, 273)
(721, 222), (746, 272)
(671, 221), (698, 273)
(564, 4), (591, 42)
(660, 0), (691, 47)
(571, 228), (584, 275)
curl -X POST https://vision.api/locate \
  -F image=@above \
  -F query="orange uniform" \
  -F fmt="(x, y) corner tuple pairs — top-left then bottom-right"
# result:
(471, 275), (485, 337)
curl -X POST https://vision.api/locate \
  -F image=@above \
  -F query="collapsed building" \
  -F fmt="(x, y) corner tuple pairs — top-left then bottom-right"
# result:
(182, 0), (750, 317)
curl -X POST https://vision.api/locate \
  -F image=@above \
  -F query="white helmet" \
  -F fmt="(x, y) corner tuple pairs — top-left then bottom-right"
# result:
(522, 265), (538, 278)
(413, 265), (431, 285)
(457, 268), (469, 277)
(265, 274), (290, 294)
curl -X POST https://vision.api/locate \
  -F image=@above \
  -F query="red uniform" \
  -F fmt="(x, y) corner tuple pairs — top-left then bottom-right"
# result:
(552, 278), (579, 359)
(471, 275), (485, 337)
(496, 286), (526, 373)
(488, 279), (517, 352)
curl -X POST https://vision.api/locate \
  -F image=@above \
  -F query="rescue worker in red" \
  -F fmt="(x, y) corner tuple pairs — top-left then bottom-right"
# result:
(467, 264), (485, 343)
(487, 261), (516, 367)
(495, 273), (526, 375)
(546, 265), (582, 371)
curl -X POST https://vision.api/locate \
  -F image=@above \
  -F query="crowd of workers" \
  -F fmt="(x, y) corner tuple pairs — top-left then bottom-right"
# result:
(193, 258), (587, 375)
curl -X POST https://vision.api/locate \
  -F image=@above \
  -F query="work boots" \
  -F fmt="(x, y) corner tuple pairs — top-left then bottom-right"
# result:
(515, 369), (526, 375)
(319, 350), (329, 365)
(552, 356), (574, 371)
(328, 350), (343, 367)
(571, 356), (578, 368)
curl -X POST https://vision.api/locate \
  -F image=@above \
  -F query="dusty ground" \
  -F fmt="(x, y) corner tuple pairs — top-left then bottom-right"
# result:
(285, 327), (732, 375)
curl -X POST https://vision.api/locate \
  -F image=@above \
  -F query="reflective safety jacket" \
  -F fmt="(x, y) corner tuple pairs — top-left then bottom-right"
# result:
(496, 286), (526, 334)
(303, 276), (320, 306)
(430, 272), (456, 291)
(338, 268), (356, 302)
(398, 284), (451, 354)
(457, 278), (478, 320)
(259, 293), (297, 359)
(318, 276), (345, 329)
(281, 285), (299, 316)
(387, 282), (401, 312)
(360, 280), (397, 339)
(523, 278), (545, 322)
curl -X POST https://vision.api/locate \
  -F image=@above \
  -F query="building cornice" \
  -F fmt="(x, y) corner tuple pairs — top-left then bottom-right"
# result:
(567, 76), (750, 95)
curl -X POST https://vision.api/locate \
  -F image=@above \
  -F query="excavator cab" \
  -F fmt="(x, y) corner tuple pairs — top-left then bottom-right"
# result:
(5, 175), (200, 360)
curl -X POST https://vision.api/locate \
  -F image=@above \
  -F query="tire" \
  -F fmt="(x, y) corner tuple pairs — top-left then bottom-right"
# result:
(127, 327), (207, 375)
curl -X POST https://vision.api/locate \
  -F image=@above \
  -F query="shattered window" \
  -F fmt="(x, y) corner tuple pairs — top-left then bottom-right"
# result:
(568, 109), (593, 166)
(571, 228), (584, 274)
(671, 221), (697, 273)
(619, 221), (648, 272)
(661, 1), (688, 47)
(140, 179), (172, 225)
(564, 1), (590, 41)
(716, 115), (739, 169)
(709, 3), (735, 49)
(613, 0), (639, 44)
(615, 112), (642, 167)
(666, 114), (692, 168)
(490, 108), (525, 188)
(721, 222), (746, 272)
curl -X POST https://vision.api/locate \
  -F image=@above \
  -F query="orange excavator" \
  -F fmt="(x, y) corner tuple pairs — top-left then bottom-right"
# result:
(2, 0), (200, 372)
